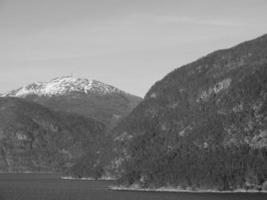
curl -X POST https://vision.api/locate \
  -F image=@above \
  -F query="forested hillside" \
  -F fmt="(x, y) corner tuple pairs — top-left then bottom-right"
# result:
(0, 97), (106, 177)
(112, 34), (267, 191)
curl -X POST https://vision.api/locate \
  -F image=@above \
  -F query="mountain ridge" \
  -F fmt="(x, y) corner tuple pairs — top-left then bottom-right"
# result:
(1, 76), (142, 127)
(1, 76), (129, 97)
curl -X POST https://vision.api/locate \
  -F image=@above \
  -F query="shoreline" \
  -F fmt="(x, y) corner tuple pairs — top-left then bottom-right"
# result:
(1, 173), (266, 194)
(110, 186), (267, 194)
(61, 176), (117, 181)
(0, 171), (54, 174)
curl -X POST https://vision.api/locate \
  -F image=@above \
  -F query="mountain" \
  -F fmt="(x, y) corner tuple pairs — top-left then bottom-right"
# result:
(0, 97), (106, 176)
(1, 76), (142, 128)
(112, 34), (267, 190)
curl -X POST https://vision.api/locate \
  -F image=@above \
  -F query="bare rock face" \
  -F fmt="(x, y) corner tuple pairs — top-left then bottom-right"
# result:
(112, 34), (267, 190)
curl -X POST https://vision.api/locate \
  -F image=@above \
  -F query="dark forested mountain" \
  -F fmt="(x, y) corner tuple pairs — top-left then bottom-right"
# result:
(1, 76), (142, 129)
(112, 34), (267, 190)
(0, 97), (106, 176)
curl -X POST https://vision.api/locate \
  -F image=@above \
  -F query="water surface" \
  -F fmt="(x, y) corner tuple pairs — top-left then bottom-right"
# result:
(0, 174), (266, 200)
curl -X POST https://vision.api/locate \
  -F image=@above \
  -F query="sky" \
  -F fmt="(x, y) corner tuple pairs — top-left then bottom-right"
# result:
(0, 0), (267, 97)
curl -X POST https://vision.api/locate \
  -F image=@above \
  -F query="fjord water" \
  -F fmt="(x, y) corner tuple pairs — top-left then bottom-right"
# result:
(0, 174), (266, 200)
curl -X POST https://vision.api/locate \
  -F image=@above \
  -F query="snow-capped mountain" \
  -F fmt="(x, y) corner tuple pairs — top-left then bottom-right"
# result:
(1, 76), (122, 97)
(0, 76), (141, 176)
(1, 76), (142, 127)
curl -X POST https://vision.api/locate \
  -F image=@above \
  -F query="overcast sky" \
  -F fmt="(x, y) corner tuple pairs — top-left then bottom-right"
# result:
(0, 0), (267, 97)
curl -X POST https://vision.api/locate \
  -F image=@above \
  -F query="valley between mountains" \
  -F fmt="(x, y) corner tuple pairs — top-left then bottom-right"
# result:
(0, 34), (267, 191)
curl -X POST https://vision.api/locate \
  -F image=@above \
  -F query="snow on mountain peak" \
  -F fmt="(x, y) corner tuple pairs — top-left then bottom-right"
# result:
(1, 76), (122, 97)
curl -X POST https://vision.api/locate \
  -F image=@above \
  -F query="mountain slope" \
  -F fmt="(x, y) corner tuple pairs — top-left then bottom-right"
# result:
(1, 76), (142, 128)
(0, 97), (105, 175)
(112, 34), (267, 190)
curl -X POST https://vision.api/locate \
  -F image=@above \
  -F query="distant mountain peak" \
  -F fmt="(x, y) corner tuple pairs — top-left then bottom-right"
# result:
(1, 76), (122, 97)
